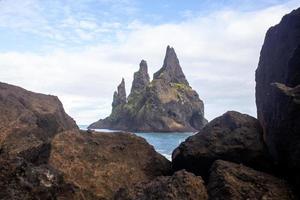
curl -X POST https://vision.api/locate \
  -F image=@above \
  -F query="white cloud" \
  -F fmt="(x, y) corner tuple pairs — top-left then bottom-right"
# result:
(0, 1), (299, 125)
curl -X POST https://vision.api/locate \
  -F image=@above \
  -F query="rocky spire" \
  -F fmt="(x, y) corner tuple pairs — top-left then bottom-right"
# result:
(112, 78), (127, 108)
(153, 46), (189, 85)
(129, 60), (150, 97)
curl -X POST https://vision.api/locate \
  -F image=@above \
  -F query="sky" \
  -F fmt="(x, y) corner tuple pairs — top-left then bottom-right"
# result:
(0, 0), (299, 125)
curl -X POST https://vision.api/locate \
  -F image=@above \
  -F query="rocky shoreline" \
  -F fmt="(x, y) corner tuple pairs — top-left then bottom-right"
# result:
(0, 7), (299, 200)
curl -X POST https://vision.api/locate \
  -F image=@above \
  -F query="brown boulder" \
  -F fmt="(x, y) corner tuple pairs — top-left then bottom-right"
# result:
(172, 111), (272, 178)
(49, 130), (171, 200)
(0, 82), (78, 162)
(207, 160), (295, 200)
(255, 7), (300, 190)
(0, 154), (96, 200)
(115, 170), (208, 200)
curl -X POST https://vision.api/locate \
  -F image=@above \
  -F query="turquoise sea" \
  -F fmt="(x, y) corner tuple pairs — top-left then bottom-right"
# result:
(79, 125), (195, 160)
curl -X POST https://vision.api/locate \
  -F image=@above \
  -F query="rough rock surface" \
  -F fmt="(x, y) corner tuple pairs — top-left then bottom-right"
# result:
(172, 111), (272, 178)
(89, 46), (207, 132)
(0, 82), (78, 162)
(207, 160), (295, 200)
(49, 130), (171, 200)
(115, 170), (208, 200)
(128, 60), (150, 100)
(255, 7), (300, 189)
(153, 46), (189, 85)
(112, 78), (127, 108)
(0, 154), (100, 200)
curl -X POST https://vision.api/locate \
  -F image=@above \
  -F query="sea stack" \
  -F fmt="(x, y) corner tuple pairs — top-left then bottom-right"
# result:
(89, 46), (207, 132)
(128, 60), (150, 100)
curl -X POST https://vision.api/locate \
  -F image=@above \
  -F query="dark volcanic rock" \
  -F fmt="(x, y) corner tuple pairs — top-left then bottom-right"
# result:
(0, 154), (93, 200)
(89, 46), (207, 132)
(0, 82), (171, 199)
(0, 82), (78, 162)
(207, 160), (295, 200)
(154, 46), (189, 85)
(49, 130), (171, 200)
(172, 111), (272, 178)
(129, 60), (150, 99)
(112, 78), (127, 108)
(255, 7), (300, 190)
(115, 170), (208, 200)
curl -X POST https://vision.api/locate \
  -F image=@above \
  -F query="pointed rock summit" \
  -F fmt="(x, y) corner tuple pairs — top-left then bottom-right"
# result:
(89, 46), (207, 132)
(154, 46), (189, 85)
(129, 60), (150, 99)
(112, 78), (126, 108)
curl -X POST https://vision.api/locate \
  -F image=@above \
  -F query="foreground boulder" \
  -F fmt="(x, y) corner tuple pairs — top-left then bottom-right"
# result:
(49, 130), (171, 199)
(115, 170), (208, 200)
(0, 82), (78, 162)
(0, 154), (95, 200)
(208, 160), (295, 200)
(89, 46), (207, 132)
(255, 7), (300, 189)
(172, 111), (272, 178)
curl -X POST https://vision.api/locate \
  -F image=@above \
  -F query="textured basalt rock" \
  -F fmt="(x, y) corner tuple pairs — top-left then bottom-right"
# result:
(0, 154), (95, 200)
(207, 160), (295, 200)
(89, 46), (207, 132)
(0, 82), (78, 162)
(112, 78), (127, 108)
(49, 130), (171, 200)
(255, 7), (300, 190)
(172, 111), (272, 178)
(128, 60), (150, 100)
(153, 46), (189, 85)
(0, 82), (173, 199)
(114, 170), (208, 200)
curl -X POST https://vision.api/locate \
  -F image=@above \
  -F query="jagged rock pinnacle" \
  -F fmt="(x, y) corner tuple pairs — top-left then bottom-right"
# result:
(112, 78), (127, 108)
(90, 46), (207, 132)
(154, 46), (189, 85)
(129, 60), (150, 97)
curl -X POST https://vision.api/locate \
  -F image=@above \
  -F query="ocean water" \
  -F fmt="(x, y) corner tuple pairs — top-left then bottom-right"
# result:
(79, 125), (195, 160)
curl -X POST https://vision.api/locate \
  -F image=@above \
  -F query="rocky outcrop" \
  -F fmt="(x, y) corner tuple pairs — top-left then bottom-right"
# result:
(207, 160), (295, 200)
(49, 130), (171, 200)
(255, 7), (300, 190)
(128, 60), (150, 100)
(172, 111), (272, 178)
(89, 46), (207, 132)
(153, 46), (189, 85)
(0, 82), (171, 199)
(115, 170), (208, 200)
(112, 78), (127, 108)
(0, 82), (78, 162)
(0, 154), (92, 200)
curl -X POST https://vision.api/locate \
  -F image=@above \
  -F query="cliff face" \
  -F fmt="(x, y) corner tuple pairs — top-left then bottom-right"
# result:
(255, 7), (300, 190)
(89, 46), (207, 132)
